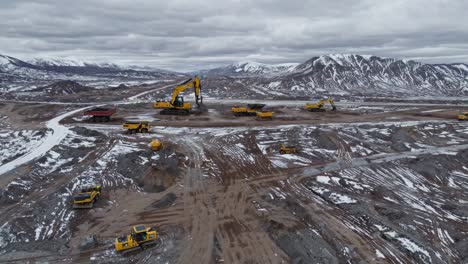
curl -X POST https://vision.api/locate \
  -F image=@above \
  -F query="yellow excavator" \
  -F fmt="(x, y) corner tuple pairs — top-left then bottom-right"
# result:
(154, 76), (203, 115)
(115, 225), (159, 255)
(304, 99), (337, 112)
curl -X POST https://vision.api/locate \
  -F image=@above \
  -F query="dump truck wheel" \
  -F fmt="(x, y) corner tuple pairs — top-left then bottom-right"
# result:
(141, 128), (148, 133)
(280, 150), (285, 154)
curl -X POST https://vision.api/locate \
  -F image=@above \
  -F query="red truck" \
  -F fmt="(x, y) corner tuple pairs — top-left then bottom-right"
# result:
(83, 107), (116, 122)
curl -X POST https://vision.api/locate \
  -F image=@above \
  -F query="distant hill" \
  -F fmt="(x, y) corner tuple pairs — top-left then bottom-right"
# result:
(31, 80), (94, 95)
(0, 54), (183, 92)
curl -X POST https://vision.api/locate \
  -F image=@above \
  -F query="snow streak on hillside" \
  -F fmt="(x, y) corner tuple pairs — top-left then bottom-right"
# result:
(198, 61), (299, 77)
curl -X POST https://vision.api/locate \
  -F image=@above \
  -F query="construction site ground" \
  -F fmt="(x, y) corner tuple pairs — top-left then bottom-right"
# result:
(1, 100), (468, 263)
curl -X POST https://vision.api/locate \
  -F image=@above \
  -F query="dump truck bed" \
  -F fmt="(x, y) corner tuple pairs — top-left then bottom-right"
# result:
(83, 107), (116, 117)
(247, 104), (266, 110)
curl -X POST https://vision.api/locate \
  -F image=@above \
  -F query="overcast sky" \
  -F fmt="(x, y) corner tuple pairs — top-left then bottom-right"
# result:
(1, 0), (467, 71)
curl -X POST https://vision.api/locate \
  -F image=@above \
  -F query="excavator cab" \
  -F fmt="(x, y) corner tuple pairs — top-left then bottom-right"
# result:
(174, 96), (185, 107)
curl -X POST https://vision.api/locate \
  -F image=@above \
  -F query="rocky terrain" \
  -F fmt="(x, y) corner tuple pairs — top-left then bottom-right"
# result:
(0, 97), (468, 263)
(1, 53), (468, 263)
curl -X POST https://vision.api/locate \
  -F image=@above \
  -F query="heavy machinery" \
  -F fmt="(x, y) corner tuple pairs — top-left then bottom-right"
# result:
(458, 112), (468, 121)
(123, 121), (151, 134)
(153, 76), (203, 115)
(115, 225), (159, 255)
(150, 139), (163, 151)
(72, 185), (102, 209)
(83, 107), (116, 122)
(232, 104), (266, 116)
(279, 145), (297, 154)
(304, 99), (337, 112)
(256, 111), (274, 120)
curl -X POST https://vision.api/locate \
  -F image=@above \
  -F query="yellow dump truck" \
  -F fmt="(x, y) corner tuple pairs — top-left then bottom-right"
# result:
(232, 104), (265, 116)
(122, 121), (151, 134)
(72, 185), (102, 209)
(115, 225), (159, 255)
(256, 111), (274, 120)
(458, 112), (468, 121)
(150, 140), (163, 151)
(279, 145), (297, 154)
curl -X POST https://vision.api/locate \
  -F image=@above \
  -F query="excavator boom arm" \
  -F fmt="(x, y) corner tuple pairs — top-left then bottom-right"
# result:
(328, 99), (337, 110)
(170, 76), (202, 105)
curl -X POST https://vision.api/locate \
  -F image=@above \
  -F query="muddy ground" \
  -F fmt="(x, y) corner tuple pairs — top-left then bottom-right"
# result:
(1, 101), (468, 263)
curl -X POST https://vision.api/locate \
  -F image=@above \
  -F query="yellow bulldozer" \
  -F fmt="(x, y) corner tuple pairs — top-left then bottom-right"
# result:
(72, 185), (102, 209)
(115, 225), (159, 255)
(458, 112), (468, 121)
(154, 76), (203, 115)
(304, 99), (337, 112)
(122, 121), (151, 134)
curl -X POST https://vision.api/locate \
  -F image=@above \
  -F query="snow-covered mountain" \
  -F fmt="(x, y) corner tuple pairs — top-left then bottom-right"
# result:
(215, 54), (468, 97)
(0, 54), (182, 91)
(198, 61), (299, 77)
(281, 54), (468, 96)
(3, 53), (468, 97)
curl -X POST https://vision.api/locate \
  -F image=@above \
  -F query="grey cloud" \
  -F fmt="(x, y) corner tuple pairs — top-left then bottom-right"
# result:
(0, 0), (467, 71)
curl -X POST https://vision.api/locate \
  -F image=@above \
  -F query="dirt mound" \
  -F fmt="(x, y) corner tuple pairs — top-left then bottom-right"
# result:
(151, 193), (177, 209)
(32, 80), (94, 95)
(109, 84), (129, 91)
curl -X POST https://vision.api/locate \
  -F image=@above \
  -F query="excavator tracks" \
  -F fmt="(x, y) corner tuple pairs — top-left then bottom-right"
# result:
(159, 109), (190, 115)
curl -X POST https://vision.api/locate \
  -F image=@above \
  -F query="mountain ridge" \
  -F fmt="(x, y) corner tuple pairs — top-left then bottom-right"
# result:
(2, 53), (468, 96)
